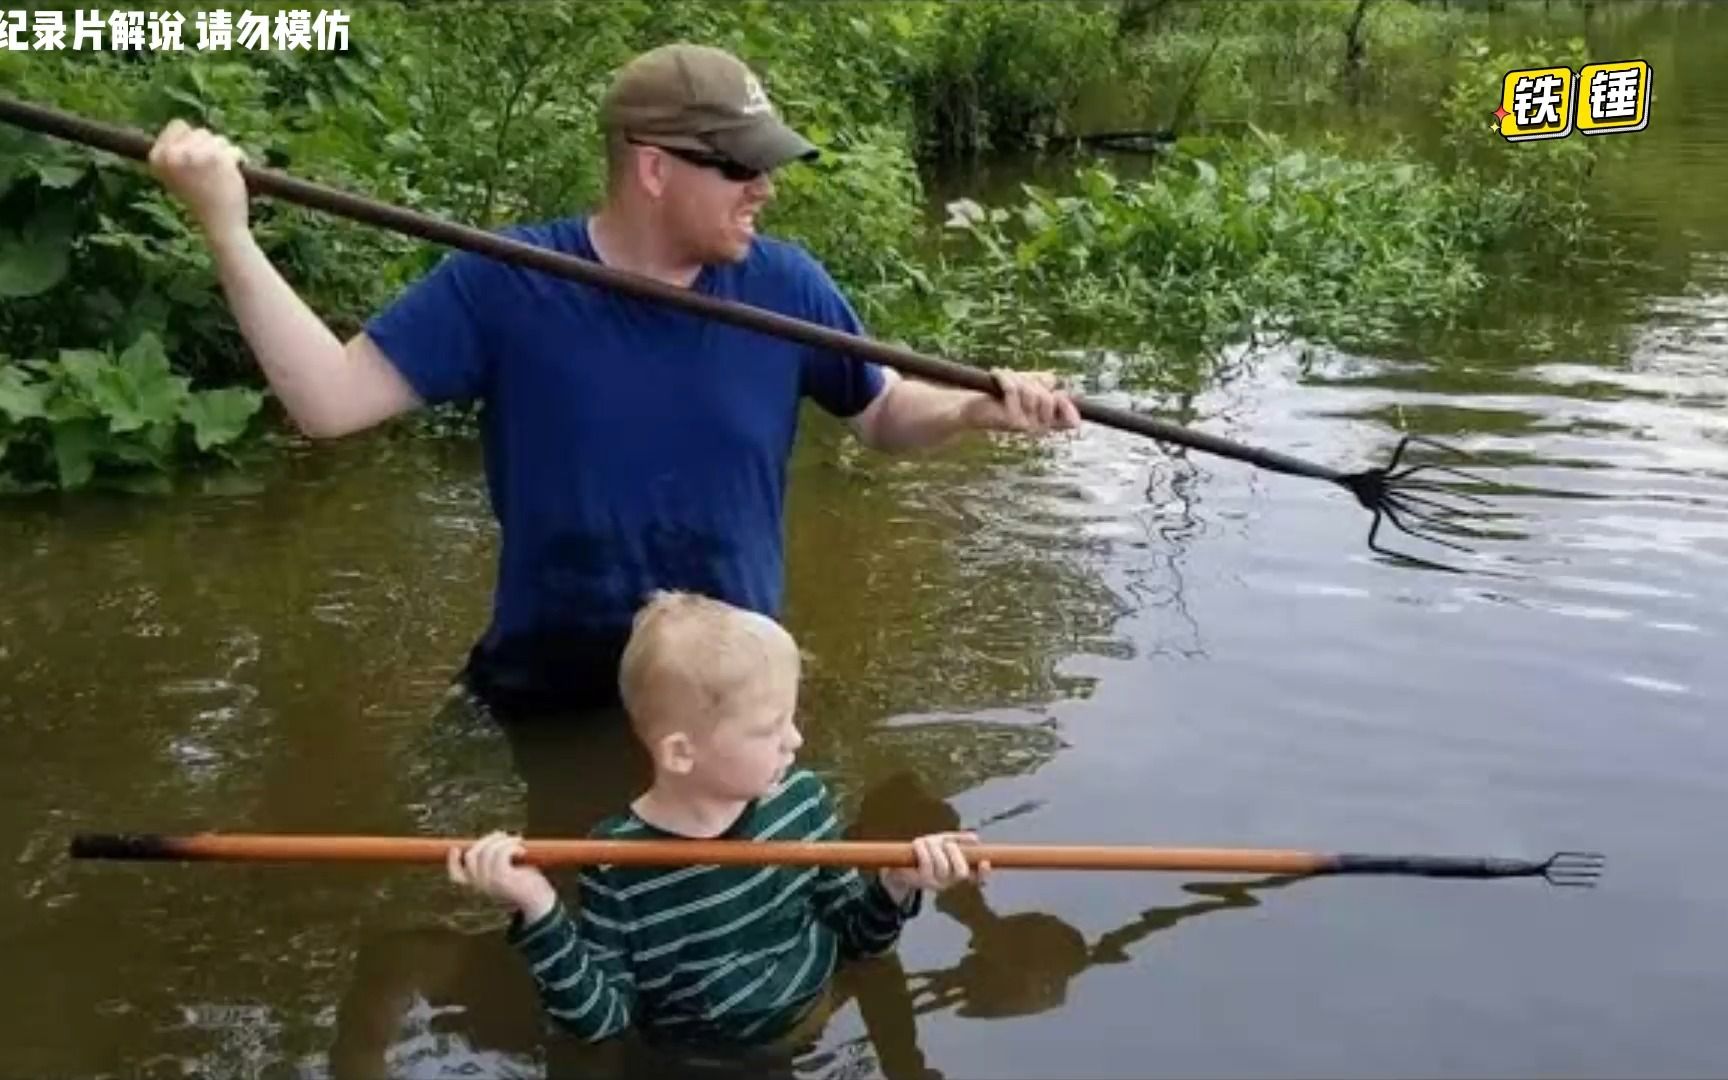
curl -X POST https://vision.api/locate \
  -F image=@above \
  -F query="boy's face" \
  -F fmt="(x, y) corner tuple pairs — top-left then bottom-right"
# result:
(684, 665), (803, 800)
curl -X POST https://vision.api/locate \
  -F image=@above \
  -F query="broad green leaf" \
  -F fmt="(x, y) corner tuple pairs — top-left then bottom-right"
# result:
(105, 365), (190, 435)
(113, 378), (189, 433)
(53, 340), (188, 434)
(181, 388), (264, 451)
(35, 163), (86, 189)
(41, 385), (93, 424)
(0, 365), (48, 422)
(106, 426), (173, 469)
(1014, 229), (1058, 269)
(117, 332), (173, 380)
(0, 219), (73, 299)
(1079, 169), (1117, 202)
(56, 350), (111, 397)
(52, 420), (100, 490)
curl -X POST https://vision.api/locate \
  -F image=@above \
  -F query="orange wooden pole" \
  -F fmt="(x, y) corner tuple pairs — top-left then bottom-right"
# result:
(71, 832), (1335, 874)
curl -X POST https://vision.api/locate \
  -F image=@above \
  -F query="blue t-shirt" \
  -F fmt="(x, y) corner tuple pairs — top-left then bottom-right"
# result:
(365, 217), (885, 710)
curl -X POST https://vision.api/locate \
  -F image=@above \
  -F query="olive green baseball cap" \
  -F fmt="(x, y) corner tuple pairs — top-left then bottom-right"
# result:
(599, 43), (818, 172)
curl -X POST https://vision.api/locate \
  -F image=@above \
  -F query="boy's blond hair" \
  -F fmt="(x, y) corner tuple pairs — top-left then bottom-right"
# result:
(618, 591), (799, 736)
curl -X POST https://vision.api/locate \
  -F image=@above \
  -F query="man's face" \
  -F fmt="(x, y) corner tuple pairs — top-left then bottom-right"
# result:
(654, 147), (776, 264)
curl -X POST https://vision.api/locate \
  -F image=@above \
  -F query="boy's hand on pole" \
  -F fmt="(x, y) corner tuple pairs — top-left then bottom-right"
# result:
(447, 831), (558, 922)
(882, 831), (991, 903)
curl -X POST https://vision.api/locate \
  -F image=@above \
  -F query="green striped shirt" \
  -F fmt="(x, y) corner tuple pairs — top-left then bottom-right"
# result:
(506, 768), (920, 1044)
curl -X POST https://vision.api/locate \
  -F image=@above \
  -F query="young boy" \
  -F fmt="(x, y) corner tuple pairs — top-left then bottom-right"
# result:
(447, 590), (986, 1046)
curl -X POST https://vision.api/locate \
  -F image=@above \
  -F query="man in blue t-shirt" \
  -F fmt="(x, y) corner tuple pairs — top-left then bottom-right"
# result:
(146, 43), (1080, 716)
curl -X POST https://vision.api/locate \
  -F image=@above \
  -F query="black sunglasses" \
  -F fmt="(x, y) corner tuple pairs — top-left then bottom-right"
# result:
(631, 140), (763, 183)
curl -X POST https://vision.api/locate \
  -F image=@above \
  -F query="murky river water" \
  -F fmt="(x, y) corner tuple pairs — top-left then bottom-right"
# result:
(4, 6), (1726, 1078)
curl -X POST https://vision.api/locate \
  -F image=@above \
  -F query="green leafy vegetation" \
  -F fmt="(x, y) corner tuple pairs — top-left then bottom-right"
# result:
(0, 0), (1615, 488)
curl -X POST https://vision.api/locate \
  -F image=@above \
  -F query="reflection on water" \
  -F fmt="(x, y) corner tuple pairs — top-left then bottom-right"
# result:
(908, 874), (1305, 1022)
(861, 773), (1311, 1029)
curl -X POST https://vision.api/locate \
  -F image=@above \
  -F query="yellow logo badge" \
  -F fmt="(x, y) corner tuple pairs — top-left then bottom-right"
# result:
(1497, 66), (1575, 142)
(1577, 60), (1651, 136)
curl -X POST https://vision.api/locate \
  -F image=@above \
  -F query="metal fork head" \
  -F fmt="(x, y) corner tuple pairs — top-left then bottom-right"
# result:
(1347, 435), (1499, 571)
(1541, 851), (1606, 887)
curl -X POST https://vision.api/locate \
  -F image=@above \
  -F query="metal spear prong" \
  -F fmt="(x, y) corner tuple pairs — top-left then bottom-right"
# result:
(1541, 851), (1606, 888)
(1349, 434), (1506, 570)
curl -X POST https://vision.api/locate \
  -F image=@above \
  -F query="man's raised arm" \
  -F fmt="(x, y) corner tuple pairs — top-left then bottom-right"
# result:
(149, 119), (420, 439)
